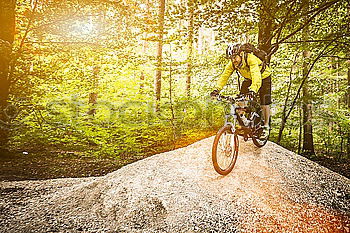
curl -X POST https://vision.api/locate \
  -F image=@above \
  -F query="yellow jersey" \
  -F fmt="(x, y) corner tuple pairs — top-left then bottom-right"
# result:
(216, 52), (272, 93)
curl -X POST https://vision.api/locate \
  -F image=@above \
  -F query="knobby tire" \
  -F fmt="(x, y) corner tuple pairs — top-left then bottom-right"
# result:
(212, 125), (239, 175)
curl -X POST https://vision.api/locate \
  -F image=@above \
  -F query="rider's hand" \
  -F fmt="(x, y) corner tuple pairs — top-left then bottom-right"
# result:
(245, 90), (256, 99)
(210, 89), (220, 98)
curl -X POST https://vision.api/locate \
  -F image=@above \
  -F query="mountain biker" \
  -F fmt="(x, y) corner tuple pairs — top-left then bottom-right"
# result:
(210, 44), (272, 139)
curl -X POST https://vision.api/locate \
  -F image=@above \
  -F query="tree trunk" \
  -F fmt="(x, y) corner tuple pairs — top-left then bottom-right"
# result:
(154, 0), (165, 111)
(348, 64), (350, 109)
(298, 103), (302, 154)
(346, 0), (350, 159)
(87, 66), (99, 116)
(140, 0), (150, 94)
(347, 59), (350, 158)
(277, 119), (286, 144)
(301, 0), (315, 157)
(168, 44), (176, 149)
(186, 0), (194, 97)
(140, 40), (146, 93)
(339, 126), (343, 161)
(302, 71), (315, 156)
(140, 72), (145, 93)
(0, 0), (16, 147)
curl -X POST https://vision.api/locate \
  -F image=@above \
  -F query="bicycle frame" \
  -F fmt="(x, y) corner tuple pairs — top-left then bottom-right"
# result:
(217, 94), (262, 140)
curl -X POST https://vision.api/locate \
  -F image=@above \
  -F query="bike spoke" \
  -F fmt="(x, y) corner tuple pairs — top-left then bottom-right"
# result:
(217, 132), (234, 169)
(218, 137), (225, 152)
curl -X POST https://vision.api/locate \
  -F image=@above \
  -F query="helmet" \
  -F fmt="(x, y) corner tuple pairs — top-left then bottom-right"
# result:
(226, 44), (241, 59)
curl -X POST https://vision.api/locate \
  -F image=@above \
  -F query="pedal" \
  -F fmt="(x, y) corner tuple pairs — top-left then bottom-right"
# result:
(243, 135), (248, 141)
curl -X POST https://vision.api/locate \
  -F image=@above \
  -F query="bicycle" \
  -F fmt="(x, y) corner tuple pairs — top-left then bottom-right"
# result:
(211, 93), (270, 175)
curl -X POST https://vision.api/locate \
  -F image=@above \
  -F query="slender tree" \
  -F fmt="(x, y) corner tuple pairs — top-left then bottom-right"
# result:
(301, 0), (315, 156)
(347, 0), (350, 158)
(347, 61), (350, 158)
(87, 65), (100, 116)
(0, 0), (16, 147)
(155, 0), (166, 111)
(140, 0), (151, 94)
(186, 0), (194, 97)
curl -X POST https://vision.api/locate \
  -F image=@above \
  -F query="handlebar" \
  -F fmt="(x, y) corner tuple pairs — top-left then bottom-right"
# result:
(214, 94), (250, 103)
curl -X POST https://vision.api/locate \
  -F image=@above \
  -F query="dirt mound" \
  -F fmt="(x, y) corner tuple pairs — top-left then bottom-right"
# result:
(1, 137), (349, 232)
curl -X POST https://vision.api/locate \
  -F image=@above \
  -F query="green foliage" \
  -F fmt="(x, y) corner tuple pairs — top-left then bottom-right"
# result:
(9, 96), (224, 158)
(4, 0), (350, 166)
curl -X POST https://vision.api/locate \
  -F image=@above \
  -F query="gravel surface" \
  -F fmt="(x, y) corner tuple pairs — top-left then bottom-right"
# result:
(1, 136), (349, 232)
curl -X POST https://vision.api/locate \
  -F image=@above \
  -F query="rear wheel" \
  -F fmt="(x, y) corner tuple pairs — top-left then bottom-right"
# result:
(212, 125), (239, 175)
(252, 116), (270, 147)
(252, 128), (269, 147)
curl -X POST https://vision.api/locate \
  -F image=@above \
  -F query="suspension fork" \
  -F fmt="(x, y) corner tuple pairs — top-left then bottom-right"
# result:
(224, 104), (237, 134)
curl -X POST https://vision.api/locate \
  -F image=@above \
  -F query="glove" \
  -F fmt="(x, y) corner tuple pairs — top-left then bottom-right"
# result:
(210, 89), (220, 97)
(245, 90), (256, 99)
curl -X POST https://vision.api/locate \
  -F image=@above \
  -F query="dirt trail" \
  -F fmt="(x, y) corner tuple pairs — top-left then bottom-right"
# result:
(1, 137), (349, 232)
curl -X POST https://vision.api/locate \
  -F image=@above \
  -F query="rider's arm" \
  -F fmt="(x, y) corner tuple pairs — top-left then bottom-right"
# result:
(215, 60), (235, 90)
(247, 53), (262, 93)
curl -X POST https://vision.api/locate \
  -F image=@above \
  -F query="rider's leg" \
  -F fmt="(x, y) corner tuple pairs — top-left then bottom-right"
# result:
(240, 78), (251, 95)
(259, 76), (272, 125)
(261, 105), (270, 126)
(259, 76), (272, 139)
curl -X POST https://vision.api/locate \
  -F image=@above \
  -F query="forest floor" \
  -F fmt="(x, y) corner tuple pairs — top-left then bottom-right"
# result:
(0, 131), (217, 181)
(0, 139), (349, 181)
(311, 157), (350, 179)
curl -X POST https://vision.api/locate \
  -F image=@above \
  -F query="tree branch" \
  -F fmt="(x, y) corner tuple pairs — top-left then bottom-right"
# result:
(277, 0), (341, 44)
(321, 55), (350, 60)
(19, 0), (39, 53)
(283, 53), (299, 119)
(275, 39), (343, 44)
(273, 0), (297, 43)
(284, 39), (337, 121)
(26, 41), (101, 46)
(278, 52), (299, 143)
(8, 0), (39, 83)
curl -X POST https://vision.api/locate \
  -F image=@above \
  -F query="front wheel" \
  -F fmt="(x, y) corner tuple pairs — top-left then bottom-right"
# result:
(212, 125), (239, 175)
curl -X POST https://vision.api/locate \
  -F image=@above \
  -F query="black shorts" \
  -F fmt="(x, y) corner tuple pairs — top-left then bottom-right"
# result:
(240, 76), (272, 105)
